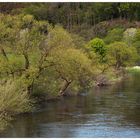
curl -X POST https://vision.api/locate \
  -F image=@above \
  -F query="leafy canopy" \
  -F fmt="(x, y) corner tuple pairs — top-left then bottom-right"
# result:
(107, 42), (138, 69)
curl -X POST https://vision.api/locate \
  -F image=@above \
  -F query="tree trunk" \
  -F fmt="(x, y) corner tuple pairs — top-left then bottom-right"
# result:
(0, 47), (8, 61)
(23, 52), (31, 94)
(59, 80), (72, 96)
(23, 53), (29, 69)
(27, 81), (34, 95)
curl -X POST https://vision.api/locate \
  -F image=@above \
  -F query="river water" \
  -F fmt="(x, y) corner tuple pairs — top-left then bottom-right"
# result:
(0, 72), (140, 137)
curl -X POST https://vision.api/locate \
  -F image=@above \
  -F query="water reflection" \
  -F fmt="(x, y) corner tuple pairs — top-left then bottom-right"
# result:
(0, 73), (140, 137)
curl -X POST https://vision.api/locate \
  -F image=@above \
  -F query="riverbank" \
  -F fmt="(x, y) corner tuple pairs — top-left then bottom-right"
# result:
(0, 67), (130, 132)
(1, 70), (140, 138)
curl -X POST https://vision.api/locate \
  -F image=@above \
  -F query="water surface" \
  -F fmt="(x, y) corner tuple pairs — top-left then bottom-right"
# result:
(0, 73), (140, 137)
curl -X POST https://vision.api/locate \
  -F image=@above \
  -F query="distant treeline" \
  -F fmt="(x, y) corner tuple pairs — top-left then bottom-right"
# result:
(1, 3), (140, 29)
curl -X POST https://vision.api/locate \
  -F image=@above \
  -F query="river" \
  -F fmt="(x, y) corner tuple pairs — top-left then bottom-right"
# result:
(0, 72), (140, 137)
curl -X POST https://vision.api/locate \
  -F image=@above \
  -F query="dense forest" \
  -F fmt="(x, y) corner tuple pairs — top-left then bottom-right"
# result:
(0, 3), (140, 131)
(2, 3), (140, 39)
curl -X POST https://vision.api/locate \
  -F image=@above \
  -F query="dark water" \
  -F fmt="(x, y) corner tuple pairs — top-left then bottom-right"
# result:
(1, 73), (140, 138)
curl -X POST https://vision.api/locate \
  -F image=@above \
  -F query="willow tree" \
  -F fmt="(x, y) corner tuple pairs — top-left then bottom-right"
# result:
(34, 25), (94, 96)
(0, 13), (95, 97)
(0, 14), (53, 94)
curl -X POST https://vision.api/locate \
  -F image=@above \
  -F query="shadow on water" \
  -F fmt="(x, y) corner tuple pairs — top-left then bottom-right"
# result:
(0, 72), (140, 137)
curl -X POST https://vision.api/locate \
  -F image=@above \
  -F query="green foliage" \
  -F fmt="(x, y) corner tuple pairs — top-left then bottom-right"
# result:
(132, 29), (140, 54)
(0, 9), (140, 131)
(0, 78), (32, 130)
(0, 112), (12, 131)
(134, 29), (140, 41)
(0, 79), (32, 113)
(23, 4), (49, 21)
(104, 28), (124, 44)
(0, 54), (24, 77)
(37, 47), (94, 96)
(46, 25), (75, 48)
(86, 38), (107, 63)
(51, 47), (93, 80)
(70, 33), (86, 49)
(107, 42), (138, 69)
(0, 13), (95, 98)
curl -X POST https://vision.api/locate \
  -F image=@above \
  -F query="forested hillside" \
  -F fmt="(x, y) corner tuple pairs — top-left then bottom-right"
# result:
(1, 3), (140, 25)
(1, 3), (140, 39)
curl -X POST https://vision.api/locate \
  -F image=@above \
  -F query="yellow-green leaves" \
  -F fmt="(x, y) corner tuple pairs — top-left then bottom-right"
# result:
(107, 42), (138, 69)
(86, 38), (107, 63)
(0, 79), (32, 113)
(46, 25), (75, 49)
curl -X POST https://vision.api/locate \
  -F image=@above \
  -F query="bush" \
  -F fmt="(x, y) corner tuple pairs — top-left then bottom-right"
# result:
(86, 38), (107, 63)
(0, 112), (12, 131)
(104, 28), (124, 44)
(0, 79), (32, 114)
(0, 79), (33, 130)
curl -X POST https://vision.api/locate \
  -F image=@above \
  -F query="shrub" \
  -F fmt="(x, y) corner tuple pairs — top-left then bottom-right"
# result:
(0, 79), (32, 114)
(104, 28), (124, 44)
